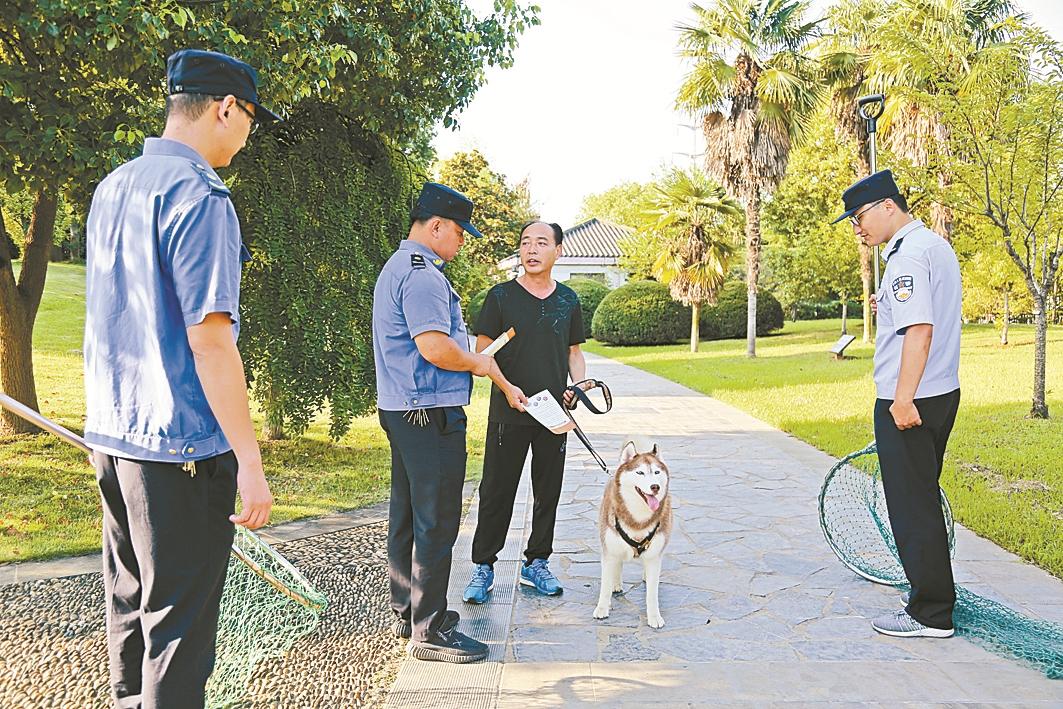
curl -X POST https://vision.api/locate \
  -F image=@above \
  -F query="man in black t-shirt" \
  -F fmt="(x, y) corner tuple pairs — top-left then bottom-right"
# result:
(463, 221), (589, 603)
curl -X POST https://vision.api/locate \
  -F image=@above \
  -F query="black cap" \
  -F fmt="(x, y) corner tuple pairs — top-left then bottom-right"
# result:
(166, 49), (282, 124)
(831, 169), (901, 224)
(411, 182), (483, 238)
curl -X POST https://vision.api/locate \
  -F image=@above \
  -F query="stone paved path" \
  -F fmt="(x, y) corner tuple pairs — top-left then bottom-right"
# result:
(388, 353), (1063, 707)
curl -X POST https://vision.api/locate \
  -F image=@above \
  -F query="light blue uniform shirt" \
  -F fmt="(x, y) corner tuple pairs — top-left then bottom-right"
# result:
(84, 138), (249, 462)
(874, 219), (962, 400)
(373, 240), (472, 411)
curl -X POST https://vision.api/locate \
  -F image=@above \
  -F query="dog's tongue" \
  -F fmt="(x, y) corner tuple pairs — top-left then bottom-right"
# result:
(645, 494), (660, 512)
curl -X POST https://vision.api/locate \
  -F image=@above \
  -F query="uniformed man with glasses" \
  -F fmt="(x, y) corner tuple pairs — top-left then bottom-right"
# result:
(832, 169), (962, 640)
(84, 49), (280, 707)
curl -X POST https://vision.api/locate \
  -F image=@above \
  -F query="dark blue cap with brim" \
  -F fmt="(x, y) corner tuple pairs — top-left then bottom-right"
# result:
(832, 169), (901, 224)
(411, 182), (483, 238)
(167, 49), (282, 124)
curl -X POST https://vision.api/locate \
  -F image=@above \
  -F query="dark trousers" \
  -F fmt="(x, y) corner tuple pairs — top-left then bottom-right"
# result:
(472, 421), (567, 566)
(95, 451), (237, 709)
(379, 407), (467, 643)
(874, 389), (961, 630)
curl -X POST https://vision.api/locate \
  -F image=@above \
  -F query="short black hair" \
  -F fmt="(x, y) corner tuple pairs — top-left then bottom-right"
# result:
(888, 192), (909, 212)
(165, 93), (217, 122)
(519, 221), (563, 245)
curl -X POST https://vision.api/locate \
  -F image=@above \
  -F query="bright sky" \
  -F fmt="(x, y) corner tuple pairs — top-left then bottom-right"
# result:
(432, 0), (1063, 227)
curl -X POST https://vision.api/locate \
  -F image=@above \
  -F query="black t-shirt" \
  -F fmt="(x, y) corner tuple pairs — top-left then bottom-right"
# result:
(474, 279), (585, 425)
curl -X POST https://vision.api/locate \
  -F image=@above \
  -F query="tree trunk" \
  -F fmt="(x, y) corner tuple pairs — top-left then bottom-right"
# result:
(690, 302), (700, 353)
(1030, 294), (1049, 418)
(0, 189), (57, 435)
(745, 194), (761, 358)
(1000, 289), (1009, 346)
(859, 240), (873, 342)
(264, 382), (287, 440)
(841, 299), (848, 335)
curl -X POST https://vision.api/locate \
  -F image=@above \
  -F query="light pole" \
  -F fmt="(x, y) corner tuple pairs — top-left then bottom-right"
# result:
(857, 94), (885, 290)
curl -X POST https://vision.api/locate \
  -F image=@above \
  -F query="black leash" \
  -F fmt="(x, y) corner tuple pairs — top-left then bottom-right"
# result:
(564, 379), (612, 472)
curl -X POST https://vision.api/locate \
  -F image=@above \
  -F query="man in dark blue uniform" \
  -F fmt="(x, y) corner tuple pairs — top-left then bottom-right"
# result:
(84, 50), (280, 707)
(373, 182), (527, 663)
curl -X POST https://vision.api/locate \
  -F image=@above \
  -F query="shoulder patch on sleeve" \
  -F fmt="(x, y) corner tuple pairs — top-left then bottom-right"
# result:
(410, 253), (426, 270)
(892, 275), (914, 302)
(190, 162), (231, 195)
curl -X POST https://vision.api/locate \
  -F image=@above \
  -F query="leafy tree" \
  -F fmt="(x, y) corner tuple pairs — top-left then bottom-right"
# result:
(865, 0), (1020, 241)
(435, 149), (537, 301)
(926, 28), (1061, 418)
(677, 0), (824, 358)
(0, 0), (537, 434)
(764, 108), (861, 333)
(638, 167), (741, 352)
(231, 104), (415, 440)
(576, 181), (650, 229)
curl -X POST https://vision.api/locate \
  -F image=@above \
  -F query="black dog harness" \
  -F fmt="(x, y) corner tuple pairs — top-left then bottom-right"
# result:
(614, 518), (660, 557)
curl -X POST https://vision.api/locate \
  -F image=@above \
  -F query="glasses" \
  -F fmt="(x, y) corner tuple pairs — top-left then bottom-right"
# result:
(849, 198), (887, 226)
(215, 97), (259, 133)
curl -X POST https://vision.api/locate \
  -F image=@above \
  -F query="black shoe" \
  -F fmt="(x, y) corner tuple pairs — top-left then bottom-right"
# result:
(407, 627), (488, 664)
(392, 609), (460, 640)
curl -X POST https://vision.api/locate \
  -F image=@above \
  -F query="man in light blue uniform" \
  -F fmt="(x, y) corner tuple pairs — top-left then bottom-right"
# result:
(84, 49), (279, 707)
(373, 182), (526, 664)
(834, 169), (962, 639)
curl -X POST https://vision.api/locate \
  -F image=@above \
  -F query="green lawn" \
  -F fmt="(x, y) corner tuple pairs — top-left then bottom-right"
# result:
(0, 262), (491, 562)
(586, 319), (1063, 579)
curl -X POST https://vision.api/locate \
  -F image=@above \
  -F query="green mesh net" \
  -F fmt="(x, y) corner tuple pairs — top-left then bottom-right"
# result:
(820, 442), (1063, 680)
(206, 527), (328, 707)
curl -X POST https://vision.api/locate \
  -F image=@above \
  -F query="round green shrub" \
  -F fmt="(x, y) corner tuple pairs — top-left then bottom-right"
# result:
(565, 278), (611, 339)
(591, 280), (688, 345)
(700, 281), (785, 340)
(465, 286), (491, 327)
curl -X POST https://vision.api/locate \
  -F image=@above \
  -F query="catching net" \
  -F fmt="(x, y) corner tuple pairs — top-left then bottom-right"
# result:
(820, 442), (1063, 680)
(206, 527), (328, 707)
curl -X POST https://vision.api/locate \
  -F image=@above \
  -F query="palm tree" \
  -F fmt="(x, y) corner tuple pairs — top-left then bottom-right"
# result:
(865, 0), (1019, 241)
(639, 167), (742, 353)
(677, 0), (823, 357)
(817, 0), (884, 343)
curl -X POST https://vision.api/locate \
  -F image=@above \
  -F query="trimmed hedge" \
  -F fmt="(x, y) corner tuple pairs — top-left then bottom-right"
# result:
(565, 278), (611, 339)
(465, 286), (491, 328)
(591, 280), (687, 345)
(700, 281), (784, 340)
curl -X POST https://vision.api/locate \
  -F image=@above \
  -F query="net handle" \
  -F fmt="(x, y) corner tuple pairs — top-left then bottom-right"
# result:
(0, 394), (326, 611)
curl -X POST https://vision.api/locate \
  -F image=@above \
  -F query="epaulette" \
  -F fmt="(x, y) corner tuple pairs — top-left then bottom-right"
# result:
(191, 161), (231, 196)
(410, 253), (426, 270)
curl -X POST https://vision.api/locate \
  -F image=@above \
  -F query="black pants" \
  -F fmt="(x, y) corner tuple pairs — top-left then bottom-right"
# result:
(874, 389), (960, 630)
(379, 407), (467, 643)
(95, 451), (237, 709)
(472, 421), (567, 566)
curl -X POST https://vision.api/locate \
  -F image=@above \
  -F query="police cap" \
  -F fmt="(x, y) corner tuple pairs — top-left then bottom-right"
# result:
(831, 169), (901, 224)
(411, 182), (483, 238)
(166, 49), (282, 124)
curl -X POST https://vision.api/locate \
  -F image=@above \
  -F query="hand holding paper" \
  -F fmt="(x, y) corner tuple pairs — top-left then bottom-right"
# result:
(524, 389), (576, 434)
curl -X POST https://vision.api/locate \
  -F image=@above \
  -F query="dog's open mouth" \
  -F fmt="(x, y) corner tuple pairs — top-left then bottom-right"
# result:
(636, 486), (660, 512)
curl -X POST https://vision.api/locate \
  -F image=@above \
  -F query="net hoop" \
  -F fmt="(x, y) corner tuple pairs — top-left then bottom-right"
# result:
(819, 440), (955, 587)
(230, 527), (327, 612)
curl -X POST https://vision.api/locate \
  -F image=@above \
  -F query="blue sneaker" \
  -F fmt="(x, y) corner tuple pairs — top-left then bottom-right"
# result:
(462, 563), (494, 604)
(520, 558), (563, 596)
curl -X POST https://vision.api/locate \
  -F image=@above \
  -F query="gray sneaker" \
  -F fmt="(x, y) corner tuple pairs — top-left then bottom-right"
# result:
(900, 592), (909, 607)
(872, 609), (953, 638)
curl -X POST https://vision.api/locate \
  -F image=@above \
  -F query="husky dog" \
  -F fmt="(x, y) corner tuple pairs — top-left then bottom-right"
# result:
(593, 440), (672, 628)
